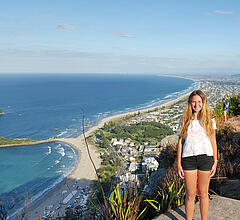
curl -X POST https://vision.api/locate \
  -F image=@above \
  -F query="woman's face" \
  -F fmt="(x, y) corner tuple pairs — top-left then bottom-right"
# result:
(191, 95), (203, 113)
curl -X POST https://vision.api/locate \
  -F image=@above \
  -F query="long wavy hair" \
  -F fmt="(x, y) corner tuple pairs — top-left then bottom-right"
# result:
(179, 90), (214, 138)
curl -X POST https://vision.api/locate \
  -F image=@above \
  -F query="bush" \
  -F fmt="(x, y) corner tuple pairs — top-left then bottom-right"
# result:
(228, 93), (240, 117)
(145, 182), (185, 214)
(106, 182), (146, 220)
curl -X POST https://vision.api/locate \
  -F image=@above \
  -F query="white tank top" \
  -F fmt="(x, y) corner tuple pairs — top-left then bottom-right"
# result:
(182, 119), (216, 158)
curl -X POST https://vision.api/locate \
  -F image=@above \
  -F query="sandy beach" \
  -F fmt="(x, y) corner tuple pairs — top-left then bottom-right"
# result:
(12, 92), (191, 219)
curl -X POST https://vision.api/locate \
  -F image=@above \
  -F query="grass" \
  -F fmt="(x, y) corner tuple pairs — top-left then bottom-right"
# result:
(0, 137), (37, 145)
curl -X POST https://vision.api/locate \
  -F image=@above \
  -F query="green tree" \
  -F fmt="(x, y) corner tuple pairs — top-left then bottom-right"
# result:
(228, 93), (240, 116)
(99, 130), (109, 148)
(103, 121), (117, 131)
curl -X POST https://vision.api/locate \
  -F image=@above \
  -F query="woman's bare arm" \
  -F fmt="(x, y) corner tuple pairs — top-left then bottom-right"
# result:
(210, 130), (218, 177)
(177, 136), (184, 179)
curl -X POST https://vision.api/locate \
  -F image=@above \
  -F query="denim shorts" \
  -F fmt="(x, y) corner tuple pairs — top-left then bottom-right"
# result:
(181, 154), (213, 171)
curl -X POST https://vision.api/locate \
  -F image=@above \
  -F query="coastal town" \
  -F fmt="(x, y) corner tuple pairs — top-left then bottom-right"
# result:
(93, 77), (240, 199)
(123, 78), (240, 132)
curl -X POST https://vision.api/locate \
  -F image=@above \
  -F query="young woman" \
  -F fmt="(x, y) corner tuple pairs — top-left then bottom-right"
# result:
(177, 90), (218, 220)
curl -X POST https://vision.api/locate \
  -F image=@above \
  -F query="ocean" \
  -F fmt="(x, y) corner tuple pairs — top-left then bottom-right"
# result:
(0, 73), (197, 213)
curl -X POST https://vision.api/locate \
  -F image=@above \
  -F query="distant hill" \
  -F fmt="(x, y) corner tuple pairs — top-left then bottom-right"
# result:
(232, 74), (240, 77)
(0, 109), (6, 115)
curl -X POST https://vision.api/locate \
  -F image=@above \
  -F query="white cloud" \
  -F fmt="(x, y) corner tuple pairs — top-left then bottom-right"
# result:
(56, 23), (78, 30)
(113, 32), (135, 38)
(1, 48), (240, 74)
(215, 10), (233, 15)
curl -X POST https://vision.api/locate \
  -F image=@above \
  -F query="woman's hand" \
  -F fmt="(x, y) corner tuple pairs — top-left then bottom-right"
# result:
(210, 161), (218, 178)
(178, 164), (185, 179)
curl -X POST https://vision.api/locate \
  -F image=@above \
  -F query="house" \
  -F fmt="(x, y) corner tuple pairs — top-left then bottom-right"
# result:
(119, 173), (140, 187)
(137, 145), (144, 152)
(111, 138), (118, 143)
(129, 156), (137, 163)
(142, 156), (159, 172)
(144, 151), (158, 157)
(144, 145), (159, 152)
(129, 142), (135, 147)
(125, 138), (132, 143)
(129, 162), (139, 172)
(115, 145), (122, 152)
(144, 145), (159, 157)
(129, 147), (138, 155)
(112, 140), (124, 146)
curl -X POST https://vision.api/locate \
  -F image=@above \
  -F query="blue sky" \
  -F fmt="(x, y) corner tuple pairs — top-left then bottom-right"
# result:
(0, 0), (239, 75)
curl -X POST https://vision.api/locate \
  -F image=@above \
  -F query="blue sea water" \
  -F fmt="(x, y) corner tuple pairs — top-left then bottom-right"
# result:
(0, 73), (197, 213)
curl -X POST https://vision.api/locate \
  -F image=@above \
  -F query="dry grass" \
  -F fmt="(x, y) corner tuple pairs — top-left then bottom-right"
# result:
(210, 123), (240, 192)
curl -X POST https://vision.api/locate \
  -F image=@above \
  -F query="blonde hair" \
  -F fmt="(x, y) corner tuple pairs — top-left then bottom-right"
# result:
(179, 90), (214, 138)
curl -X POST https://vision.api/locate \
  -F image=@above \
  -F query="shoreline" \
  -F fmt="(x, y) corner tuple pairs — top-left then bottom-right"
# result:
(22, 91), (193, 219)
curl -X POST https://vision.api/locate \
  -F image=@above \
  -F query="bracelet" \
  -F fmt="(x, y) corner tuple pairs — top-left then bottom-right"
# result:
(214, 160), (218, 162)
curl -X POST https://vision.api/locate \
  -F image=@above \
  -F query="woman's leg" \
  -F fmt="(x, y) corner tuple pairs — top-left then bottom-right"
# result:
(197, 170), (211, 220)
(184, 170), (197, 220)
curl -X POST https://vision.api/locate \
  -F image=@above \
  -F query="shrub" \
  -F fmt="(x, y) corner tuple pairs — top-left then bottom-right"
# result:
(228, 93), (240, 117)
(145, 182), (185, 214)
(99, 182), (146, 220)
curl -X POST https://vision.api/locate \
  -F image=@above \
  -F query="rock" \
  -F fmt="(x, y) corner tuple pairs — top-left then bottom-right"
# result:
(146, 168), (167, 196)
(160, 135), (178, 148)
(154, 195), (240, 220)
(218, 179), (240, 200)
